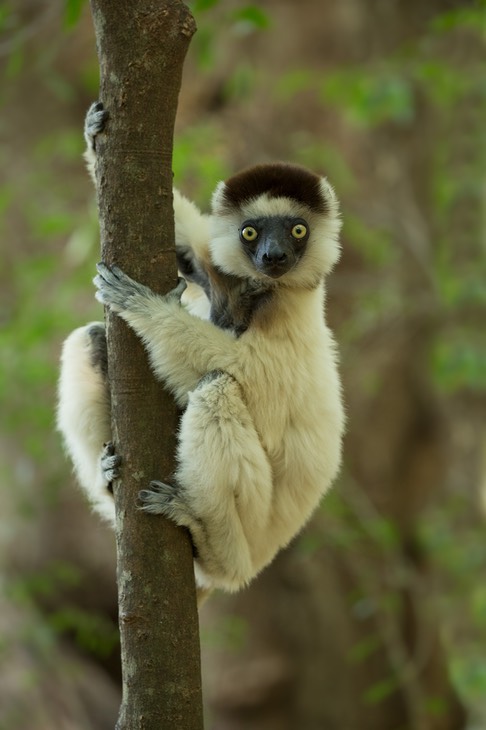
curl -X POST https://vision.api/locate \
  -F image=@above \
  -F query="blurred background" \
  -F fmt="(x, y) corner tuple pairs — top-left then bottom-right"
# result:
(1, 0), (485, 728)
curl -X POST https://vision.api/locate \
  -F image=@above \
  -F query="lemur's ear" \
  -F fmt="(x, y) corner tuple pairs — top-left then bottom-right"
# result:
(211, 181), (226, 214)
(319, 177), (340, 219)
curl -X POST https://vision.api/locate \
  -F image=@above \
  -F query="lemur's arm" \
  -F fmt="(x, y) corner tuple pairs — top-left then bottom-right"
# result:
(94, 263), (236, 403)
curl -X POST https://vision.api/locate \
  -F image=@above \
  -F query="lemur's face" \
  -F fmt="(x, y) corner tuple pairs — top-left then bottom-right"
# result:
(239, 216), (309, 279)
(210, 162), (342, 287)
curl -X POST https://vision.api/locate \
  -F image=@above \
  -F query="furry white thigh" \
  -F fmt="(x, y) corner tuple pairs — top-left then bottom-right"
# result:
(175, 371), (273, 591)
(57, 324), (115, 524)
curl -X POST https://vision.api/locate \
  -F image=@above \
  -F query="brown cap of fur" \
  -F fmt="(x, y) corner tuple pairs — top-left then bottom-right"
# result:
(221, 162), (327, 214)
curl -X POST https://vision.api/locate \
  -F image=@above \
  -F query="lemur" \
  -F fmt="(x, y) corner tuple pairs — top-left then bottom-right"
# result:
(57, 102), (345, 598)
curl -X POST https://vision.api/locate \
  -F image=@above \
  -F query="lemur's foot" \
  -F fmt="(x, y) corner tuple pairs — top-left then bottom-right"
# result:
(84, 101), (108, 151)
(101, 441), (121, 486)
(139, 480), (194, 527)
(139, 482), (200, 559)
(139, 481), (178, 514)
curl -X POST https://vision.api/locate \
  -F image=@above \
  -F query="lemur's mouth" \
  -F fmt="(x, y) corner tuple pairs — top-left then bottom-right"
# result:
(258, 259), (296, 279)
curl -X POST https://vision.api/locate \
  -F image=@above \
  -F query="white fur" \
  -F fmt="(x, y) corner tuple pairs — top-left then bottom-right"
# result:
(57, 323), (113, 523)
(58, 154), (345, 596)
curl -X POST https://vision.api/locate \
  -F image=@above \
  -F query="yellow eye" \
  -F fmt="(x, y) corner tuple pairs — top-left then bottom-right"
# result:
(241, 226), (258, 242)
(291, 223), (308, 239)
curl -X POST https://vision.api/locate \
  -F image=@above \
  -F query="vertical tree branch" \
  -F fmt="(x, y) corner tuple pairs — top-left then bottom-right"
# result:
(88, 1), (203, 728)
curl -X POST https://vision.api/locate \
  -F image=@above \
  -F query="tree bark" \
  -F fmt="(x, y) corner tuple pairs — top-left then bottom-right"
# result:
(88, 1), (203, 728)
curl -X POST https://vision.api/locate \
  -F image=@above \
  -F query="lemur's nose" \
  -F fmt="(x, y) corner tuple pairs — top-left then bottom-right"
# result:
(263, 244), (287, 264)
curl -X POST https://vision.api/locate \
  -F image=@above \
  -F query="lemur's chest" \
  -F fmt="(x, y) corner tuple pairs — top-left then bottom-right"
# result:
(208, 270), (274, 337)
(242, 346), (325, 447)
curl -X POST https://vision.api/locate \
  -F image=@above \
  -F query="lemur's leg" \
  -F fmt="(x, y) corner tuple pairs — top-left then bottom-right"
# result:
(139, 370), (273, 591)
(100, 441), (121, 491)
(57, 323), (116, 525)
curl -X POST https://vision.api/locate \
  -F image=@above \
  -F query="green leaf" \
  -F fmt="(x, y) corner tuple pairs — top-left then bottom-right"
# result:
(231, 5), (271, 31)
(49, 607), (119, 657)
(192, 26), (215, 71)
(363, 676), (398, 705)
(368, 517), (400, 549)
(321, 70), (414, 127)
(201, 615), (248, 652)
(191, 0), (220, 12)
(6, 42), (23, 79)
(224, 63), (256, 101)
(432, 3), (486, 34)
(431, 340), (486, 393)
(348, 635), (381, 664)
(63, 0), (86, 28)
(425, 696), (447, 717)
(0, 1), (12, 33)
(451, 656), (486, 700)
(343, 214), (394, 267)
(414, 61), (468, 107)
(275, 69), (314, 102)
(296, 531), (323, 556)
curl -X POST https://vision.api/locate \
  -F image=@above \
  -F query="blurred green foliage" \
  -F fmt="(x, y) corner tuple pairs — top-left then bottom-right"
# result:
(6, 562), (119, 658)
(63, 0), (85, 28)
(173, 125), (229, 206)
(189, 2), (271, 70)
(420, 495), (486, 705)
(0, 0), (484, 721)
(201, 614), (248, 653)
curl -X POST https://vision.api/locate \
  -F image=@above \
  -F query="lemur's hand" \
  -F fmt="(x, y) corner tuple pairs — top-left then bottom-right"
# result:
(94, 263), (149, 313)
(94, 263), (187, 314)
(84, 101), (108, 152)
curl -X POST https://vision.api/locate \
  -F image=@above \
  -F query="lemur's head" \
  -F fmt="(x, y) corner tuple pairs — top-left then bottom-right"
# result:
(210, 162), (341, 288)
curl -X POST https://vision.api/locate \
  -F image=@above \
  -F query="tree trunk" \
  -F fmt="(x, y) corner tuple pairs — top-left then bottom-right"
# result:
(88, 1), (203, 728)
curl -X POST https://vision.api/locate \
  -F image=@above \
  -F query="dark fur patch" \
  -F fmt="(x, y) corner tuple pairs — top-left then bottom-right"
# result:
(88, 324), (108, 377)
(176, 246), (211, 298)
(209, 267), (273, 337)
(197, 369), (227, 387)
(221, 162), (327, 214)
